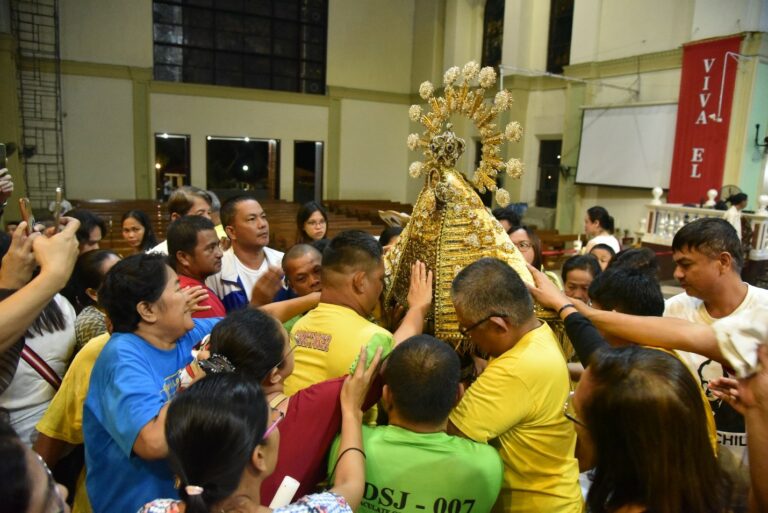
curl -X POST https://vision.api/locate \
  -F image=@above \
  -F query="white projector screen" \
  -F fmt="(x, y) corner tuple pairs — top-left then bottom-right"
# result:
(575, 103), (678, 188)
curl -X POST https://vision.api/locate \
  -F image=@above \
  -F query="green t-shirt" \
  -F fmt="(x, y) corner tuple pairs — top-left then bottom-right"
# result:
(329, 425), (503, 513)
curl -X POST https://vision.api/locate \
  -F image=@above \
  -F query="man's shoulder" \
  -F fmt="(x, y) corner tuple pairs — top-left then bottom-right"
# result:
(746, 284), (768, 305)
(264, 246), (284, 261)
(664, 292), (702, 319)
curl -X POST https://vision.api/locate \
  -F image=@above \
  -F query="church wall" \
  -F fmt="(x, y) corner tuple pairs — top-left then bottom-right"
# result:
(60, 0), (153, 68)
(326, 0), (415, 95)
(338, 99), (410, 201)
(62, 75), (136, 199)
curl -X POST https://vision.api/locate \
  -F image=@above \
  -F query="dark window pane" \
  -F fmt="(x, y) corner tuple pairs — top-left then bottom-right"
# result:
(183, 7), (213, 28)
(184, 66), (214, 83)
(274, 21), (298, 39)
(244, 55), (270, 73)
(244, 16), (271, 36)
(154, 23), (183, 44)
(244, 35), (271, 54)
(216, 12), (243, 32)
(244, 73), (271, 89)
(184, 48), (213, 67)
(302, 43), (324, 62)
(154, 44), (183, 65)
(300, 60), (323, 79)
(216, 31), (242, 51)
(273, 76), (298, 91)
(302, 25), (324, 44)
(275, 0), (298, 20)
(154, 3), (182, 24)
(217, 0), (243, 12)
(274, 58), (297, 77)
(244, 0), (271, 16)
(186, 0), (213, 7)
(155, 64), (182, 81)
(215, 70), (243, 86)
(184, 27), (213, 47)
(273, 38), (298, 58)
(215, 51), (242, 71)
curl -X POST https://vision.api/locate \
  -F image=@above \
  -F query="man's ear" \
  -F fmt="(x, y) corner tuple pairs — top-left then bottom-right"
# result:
(351, 270), (367, 294)
(85, 287), (99, 303)
(382, 385), (393, 412)
(486, 315), (509, 333)
(176, 250), (193, 270)
(225, 224), (236, 241)
(454, 383), (465, 407)
(136, 300), (158, 324)
(718, 251), (733, 273)
(170, 212), (181, 222)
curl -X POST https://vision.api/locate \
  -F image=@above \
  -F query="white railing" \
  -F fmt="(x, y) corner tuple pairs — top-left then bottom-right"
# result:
(642, 194), (768, 261)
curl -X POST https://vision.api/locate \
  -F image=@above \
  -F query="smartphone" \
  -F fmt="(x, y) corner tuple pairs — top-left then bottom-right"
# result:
(19, 197), (35, 235)
(52, 187), (63, 231)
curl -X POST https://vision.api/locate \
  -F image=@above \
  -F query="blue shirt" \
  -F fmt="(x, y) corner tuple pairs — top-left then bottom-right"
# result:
(83, 318), (220, 513)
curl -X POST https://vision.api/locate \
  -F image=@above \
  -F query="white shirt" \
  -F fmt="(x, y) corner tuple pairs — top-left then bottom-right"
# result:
(206, 247), (284, 307)
(0, 294), (76, 445)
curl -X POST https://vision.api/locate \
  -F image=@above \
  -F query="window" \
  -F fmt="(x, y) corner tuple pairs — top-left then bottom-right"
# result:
(153, 0), (327, 94)
(206, 137), (280, 199)
(536, 140), (561, 208)
(546, 0), (574, 74)
(155, 133), (191, 200)
(481, 0), (505, 68)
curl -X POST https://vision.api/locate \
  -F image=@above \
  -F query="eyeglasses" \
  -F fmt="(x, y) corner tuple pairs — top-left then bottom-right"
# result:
(512, 240), (533, 250)
(563, 391), (586, 427)
(305, 219), (326, 227)
(263, 407), (285, 440)
(458, 313), (508, 336)
(36, 453), (67, 513)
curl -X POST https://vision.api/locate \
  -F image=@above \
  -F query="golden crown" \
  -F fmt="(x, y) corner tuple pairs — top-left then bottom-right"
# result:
(406, 61), (524, 206)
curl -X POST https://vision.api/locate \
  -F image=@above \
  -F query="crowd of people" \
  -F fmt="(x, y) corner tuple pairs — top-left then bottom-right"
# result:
(0, 171), (767, 513)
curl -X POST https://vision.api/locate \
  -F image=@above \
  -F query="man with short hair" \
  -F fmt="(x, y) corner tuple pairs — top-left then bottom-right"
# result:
(328, 335), (503, 513)
(284, 230), (431, 397)
(70, 210), (107, 254)
(167, 216), (225, 318)
(277, 244), (323, 331)
(665, 217), (767, 509)
(448, 258), (581, 513)
(151, 186), (213, 254)
(206, 195), (284, 311)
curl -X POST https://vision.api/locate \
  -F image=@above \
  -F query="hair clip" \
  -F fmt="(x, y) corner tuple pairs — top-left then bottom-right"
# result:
(185, 485), (204, 496)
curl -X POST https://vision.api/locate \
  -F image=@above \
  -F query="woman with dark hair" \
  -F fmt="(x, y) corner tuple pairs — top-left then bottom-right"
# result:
(507, 225), (562, 289)
(379, 226), (403, 254)
(296, 202), (328, 244)
(723, 192), (748, 241)
(584, 206), (620, 253)
(140, 346), (380, 513)
(81, 253), (221, 513)
(588, 243), (615, 271)
(64, 250), (121, 351)
(121, 210), (158, 254)
(569, 345), (727, 513)
(204, 308), (380, 505)
(0, 410), (70, 513)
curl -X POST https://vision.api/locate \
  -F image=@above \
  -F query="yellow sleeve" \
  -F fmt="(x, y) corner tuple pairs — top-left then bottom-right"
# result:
(450, 361), (532, 443)
(36, 334), (109, 444)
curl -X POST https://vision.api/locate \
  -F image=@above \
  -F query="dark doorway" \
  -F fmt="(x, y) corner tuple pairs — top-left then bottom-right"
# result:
(155, 133), (191, 200)
(537, 140), (561, 208)
(293, 141), (324, 204)
(206, 137), (280, 200)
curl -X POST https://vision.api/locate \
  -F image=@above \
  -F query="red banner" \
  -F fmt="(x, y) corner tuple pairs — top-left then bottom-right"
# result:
(668, 36), (742, 204)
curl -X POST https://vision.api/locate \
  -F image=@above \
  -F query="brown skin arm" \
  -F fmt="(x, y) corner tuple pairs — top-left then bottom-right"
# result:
(132, 402), (169, 460)
(257, 292), (320, 323)
(33, 433), (76, 468)
(579, 306), (724, 364)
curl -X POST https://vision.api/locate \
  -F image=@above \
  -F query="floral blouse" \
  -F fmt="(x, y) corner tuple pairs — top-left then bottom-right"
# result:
(138, 492), (352, 513)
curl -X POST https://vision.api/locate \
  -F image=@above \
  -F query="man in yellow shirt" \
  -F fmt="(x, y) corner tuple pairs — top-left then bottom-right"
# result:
(448, 258), (582, 513)
(35, 332), (111, 513)
(285, 230), (431, 396)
